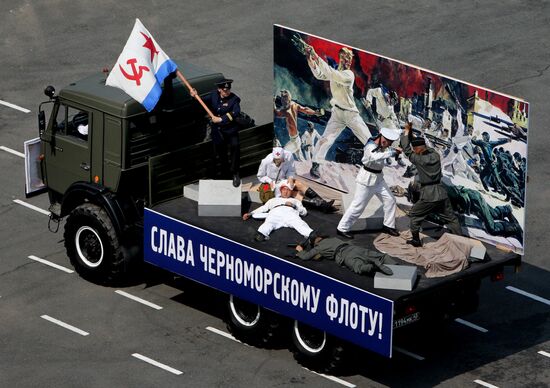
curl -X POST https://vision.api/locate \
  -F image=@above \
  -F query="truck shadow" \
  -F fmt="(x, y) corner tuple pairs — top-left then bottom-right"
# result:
(350, 263), (550, 385)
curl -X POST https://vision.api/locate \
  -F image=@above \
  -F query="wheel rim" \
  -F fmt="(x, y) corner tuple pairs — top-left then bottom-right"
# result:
(75, 225), (104, 268)
(229, 295), (261, 327)
(294, 320), (326, 354)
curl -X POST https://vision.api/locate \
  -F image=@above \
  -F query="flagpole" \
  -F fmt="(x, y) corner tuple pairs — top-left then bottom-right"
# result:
(176, 70), (216, 119)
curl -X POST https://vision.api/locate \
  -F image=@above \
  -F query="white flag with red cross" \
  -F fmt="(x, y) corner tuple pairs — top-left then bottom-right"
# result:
(106, 18), (177, 112)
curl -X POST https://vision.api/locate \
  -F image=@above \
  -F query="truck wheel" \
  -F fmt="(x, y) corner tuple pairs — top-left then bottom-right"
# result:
(64, 203), (127, 284)
(226, 295), (280, 347)
(291, 320), (346, 372)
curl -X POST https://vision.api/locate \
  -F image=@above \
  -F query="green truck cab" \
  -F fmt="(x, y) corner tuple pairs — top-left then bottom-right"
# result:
(35, 63), (271, 282)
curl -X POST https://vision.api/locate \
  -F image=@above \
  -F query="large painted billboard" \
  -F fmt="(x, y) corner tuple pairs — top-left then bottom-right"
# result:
(274, 25), (528, 254)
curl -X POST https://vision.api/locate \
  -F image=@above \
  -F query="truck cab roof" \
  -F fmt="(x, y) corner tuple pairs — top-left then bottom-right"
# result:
(59, 61), (225, 118)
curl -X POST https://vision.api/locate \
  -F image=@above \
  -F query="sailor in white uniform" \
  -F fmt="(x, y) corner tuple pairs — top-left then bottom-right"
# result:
(301, 121), (320, 161)
(336, 127), (402, 239)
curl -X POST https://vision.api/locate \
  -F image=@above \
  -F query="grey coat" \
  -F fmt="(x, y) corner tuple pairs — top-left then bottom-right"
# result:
(400, 133), (447, 202)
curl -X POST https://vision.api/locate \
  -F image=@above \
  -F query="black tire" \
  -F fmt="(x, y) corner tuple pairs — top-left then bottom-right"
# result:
(226, 294), (281, 347)
(64, 203), (129, 284)
(291, 320), (346, 372)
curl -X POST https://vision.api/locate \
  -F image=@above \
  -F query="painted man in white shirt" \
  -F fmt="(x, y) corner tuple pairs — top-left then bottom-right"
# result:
(337, 127), (402, 239)
(293, 35), (372, 179)
(301, 121), (320, 161)
(274, 89), (324, 161)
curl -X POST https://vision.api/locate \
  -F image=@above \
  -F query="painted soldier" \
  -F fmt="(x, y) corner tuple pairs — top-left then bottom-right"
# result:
(471, 131), (510, 193)
(445, 184), (523, 242)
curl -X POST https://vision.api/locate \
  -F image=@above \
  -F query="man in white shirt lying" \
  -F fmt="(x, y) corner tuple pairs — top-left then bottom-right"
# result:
(243, 181), (314, 242)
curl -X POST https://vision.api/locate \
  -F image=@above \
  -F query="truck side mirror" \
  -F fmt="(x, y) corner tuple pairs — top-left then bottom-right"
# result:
(44, 85), (56, 99)
(38, 110), (46, 133)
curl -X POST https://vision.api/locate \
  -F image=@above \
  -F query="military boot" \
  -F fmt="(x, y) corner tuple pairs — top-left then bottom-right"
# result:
(503, 205), (520, 225)
(407, 231), (423, 247)
(503, 223), (523, 241)
(304, 188), (336, 213)
(310, 162), (320, 178)
(302, 197), (325, 211)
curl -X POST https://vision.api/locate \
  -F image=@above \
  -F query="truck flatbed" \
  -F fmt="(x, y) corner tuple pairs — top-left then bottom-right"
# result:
(152, 195), (520, 303)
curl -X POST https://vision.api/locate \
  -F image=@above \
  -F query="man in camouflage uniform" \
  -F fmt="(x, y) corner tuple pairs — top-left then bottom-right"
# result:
(295, 235), (396, 275)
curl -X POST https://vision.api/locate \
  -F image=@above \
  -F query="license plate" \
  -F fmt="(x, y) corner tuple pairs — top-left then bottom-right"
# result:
(393, 312), (420, 329)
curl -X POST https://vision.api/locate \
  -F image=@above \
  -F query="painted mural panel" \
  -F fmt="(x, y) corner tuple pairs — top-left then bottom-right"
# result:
(273, 25), (528, 253)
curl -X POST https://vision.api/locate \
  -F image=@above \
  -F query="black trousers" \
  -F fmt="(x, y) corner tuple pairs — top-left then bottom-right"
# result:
(213, 131), (240, 179)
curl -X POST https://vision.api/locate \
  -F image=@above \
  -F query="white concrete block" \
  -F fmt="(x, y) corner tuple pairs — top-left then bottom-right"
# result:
(183, 182), (200, 202)
(341, 191), (384, 231)
(374, 265), (418, 291)
(470, 240), (487, 261)
(198, 180), (241, 217)
(446, 233), (487, 261)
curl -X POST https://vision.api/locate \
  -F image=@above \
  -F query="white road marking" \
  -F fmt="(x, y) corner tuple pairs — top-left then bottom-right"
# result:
(115, 290), (163, 310)
(506, 286), (550, 306)
(131, 353), (183, 375)
(538, 350), (550, 358)
(474, 379), (499, 388)
(28, 255), (74, 274)
(205, 326), (243, 344)
(0, 99), (31, 113)
(41, 315), (89, 336)
(393, 346), (425, 360)
(455, 318), (488, 333)
(0, 145), (25, 158)
(13, 199), (50, 216)
(304, 368), (356, 388)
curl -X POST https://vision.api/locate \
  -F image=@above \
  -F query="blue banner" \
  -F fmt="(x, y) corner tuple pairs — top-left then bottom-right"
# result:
(144, 208), (394, 357)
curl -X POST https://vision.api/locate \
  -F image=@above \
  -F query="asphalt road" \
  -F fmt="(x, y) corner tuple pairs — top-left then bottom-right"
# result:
(1, 1), (549, 387)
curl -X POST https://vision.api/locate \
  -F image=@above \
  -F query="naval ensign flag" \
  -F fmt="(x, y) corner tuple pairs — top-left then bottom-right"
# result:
(106, 19), (177, 112)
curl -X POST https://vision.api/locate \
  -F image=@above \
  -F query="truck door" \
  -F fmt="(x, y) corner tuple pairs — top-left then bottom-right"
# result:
(43, 103), (91, 194)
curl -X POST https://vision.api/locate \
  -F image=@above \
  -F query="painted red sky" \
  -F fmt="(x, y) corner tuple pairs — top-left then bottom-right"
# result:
(305, 35), (528, 115)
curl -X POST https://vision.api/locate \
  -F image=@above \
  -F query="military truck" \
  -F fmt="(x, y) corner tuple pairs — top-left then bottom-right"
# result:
(33, 63), (271, 282)
(32, 64), (521, 371)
